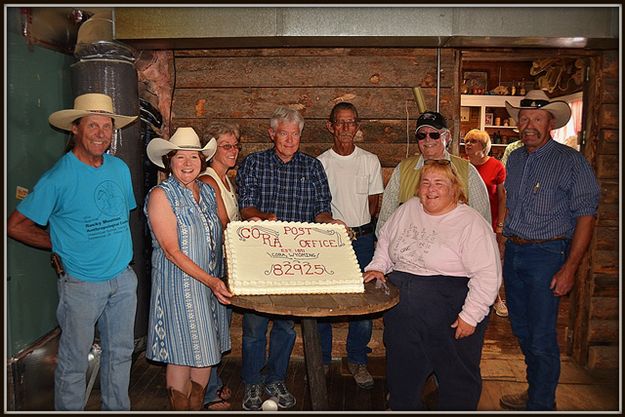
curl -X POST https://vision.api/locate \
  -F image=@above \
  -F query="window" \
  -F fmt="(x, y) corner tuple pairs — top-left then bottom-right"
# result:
(551, 92), (583, 150)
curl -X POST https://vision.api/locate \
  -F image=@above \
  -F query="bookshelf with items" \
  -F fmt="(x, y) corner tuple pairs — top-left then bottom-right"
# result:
(460, 95), (522, 159)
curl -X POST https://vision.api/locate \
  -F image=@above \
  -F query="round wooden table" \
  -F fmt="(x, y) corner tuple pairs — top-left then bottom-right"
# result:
(230, 280), (399, 411)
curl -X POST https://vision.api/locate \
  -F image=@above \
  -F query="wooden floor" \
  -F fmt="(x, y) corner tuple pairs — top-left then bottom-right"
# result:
(85, 308), (620, 412)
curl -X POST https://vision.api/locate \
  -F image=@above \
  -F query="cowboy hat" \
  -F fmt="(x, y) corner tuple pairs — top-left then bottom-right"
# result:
(48, 93), (137, 131)
(505, 89), (571, 129)
(147, 127), (217, 169)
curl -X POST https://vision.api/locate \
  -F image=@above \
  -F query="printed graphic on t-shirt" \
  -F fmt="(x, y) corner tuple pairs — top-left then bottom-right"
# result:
(392, 225), (438, 268)
(95, 180), (126, 216)
(85, 180), (128, 240)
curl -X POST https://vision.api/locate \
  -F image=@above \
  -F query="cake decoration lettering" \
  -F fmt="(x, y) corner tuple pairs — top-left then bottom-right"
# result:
(237, 225), (283, 247)
(264, 261), (333, 276)
(225, 220), (364, 295)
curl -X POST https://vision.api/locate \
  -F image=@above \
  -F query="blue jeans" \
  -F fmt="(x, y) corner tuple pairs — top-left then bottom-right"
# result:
(204, 306), (233, 404)
(318, 232), (374, 365)
(55, 266), (137, 411)
(241, 312), (296, 385)
(504, 239), (569, 411)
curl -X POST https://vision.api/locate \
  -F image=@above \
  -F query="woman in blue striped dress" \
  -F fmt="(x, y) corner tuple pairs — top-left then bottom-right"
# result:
(144, 127), (232, 411)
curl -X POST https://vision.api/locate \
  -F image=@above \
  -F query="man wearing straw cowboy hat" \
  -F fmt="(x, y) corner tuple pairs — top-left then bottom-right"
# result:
(499, 90), (600, 411)
(7, 92), (139, 411)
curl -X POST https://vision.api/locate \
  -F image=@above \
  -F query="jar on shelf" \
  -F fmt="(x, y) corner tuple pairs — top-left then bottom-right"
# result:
(461, 79), (469, 94)
(519, 79), (526, 96)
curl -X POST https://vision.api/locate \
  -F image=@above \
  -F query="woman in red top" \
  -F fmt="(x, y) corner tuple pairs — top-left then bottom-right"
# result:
(464, 129), (508, 317)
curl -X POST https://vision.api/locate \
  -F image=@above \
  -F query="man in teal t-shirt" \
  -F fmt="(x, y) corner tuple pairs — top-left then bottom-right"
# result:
(7, 93), (138, 411)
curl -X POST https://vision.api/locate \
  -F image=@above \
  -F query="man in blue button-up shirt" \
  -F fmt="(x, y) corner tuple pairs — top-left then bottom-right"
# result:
(499, 90), (600, 411)
(236, 106), (344, 411)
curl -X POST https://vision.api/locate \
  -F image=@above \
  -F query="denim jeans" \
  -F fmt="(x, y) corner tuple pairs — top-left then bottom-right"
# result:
(55, 266), (137, 411)
(318, 232), (374, 364)
(504, 239), (569, 411)
(204, 306), (233, 404)
(241, 312), (296, 385)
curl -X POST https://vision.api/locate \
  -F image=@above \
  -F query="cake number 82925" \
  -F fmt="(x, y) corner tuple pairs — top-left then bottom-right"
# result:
(265, 261), (333, 276)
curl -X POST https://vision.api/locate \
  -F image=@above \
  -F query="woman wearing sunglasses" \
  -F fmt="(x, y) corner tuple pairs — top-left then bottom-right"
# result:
(364, 160), (501, 411)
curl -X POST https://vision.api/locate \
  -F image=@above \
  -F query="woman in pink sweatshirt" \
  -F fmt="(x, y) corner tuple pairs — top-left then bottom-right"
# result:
(364, 160), (501, 411)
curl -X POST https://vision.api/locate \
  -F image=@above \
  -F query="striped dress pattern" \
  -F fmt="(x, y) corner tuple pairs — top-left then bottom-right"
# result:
(144, 177), (230, 367)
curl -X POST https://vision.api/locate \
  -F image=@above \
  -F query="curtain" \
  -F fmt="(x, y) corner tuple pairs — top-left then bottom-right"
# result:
(552, 98), (583, 149)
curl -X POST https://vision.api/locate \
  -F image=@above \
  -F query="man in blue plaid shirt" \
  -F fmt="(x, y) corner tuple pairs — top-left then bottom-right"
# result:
(236, 106), (345, 410)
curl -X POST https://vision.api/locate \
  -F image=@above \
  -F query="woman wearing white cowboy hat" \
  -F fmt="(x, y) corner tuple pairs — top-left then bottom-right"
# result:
(144, 127), (232, 411)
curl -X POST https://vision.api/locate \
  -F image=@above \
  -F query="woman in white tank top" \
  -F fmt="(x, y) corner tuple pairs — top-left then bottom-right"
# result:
(199, 122), (242, 226)
(198, 121), (242, 410)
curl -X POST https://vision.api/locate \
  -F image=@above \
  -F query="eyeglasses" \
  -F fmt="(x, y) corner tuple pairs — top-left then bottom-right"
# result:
(520, 99), (551, 108)
(423, 159), (451, 166)
(218, 144), (242, 151)
(415, 131), (442, 140)
(333, 120), (358, 128)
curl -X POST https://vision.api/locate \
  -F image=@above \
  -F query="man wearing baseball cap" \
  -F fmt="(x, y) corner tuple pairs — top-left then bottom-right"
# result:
(376, 111), (491, 235)
(7, 93), (139, 410)
(499, 90), (600, 411)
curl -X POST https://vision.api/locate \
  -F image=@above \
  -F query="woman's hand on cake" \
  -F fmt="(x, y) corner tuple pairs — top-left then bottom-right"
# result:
(363, 270), (386, 284)
(206, 277), (233, 304)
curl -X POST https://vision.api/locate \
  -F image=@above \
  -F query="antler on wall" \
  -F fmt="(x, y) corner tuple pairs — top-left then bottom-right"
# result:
(530, 58), (585, 94)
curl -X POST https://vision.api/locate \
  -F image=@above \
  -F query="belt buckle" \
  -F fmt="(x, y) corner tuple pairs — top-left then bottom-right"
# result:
(354, 227), (369, 239)
(514, 236), (529, 245)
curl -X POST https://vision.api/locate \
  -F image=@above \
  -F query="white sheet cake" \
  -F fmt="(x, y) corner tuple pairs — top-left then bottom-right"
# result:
(225, 220), (364, 295)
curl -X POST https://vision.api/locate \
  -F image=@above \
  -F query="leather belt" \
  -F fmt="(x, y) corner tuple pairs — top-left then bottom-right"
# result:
(507, 235), (568, 245)
(350, 222), (374, 239)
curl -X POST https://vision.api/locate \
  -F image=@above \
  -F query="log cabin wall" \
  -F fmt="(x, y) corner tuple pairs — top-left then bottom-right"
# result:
(162, 47), (458, 358)
(168, 47), (456, 183)
(570, 49), (619, 371)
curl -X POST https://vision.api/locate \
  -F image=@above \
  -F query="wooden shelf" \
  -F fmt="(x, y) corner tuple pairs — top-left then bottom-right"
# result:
(460, 95), (522, 139)
(461, 94), (522, 107)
